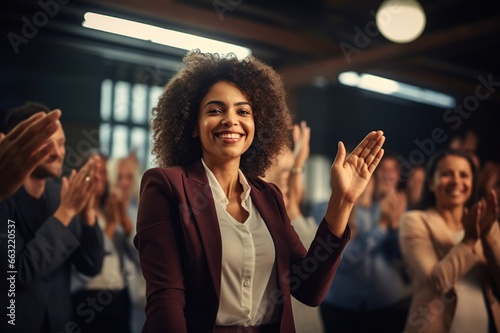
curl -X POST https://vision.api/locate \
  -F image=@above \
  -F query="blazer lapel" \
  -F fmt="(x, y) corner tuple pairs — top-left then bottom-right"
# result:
(183, 161), (222, 300)
(249, 181), (289, 294)
(423, 209), (461, 258)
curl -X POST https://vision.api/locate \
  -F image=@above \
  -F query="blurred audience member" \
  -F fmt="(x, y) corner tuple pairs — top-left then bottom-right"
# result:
(107, 153), (145, 333)
(0, 106), (61, 201)
(262, 121), (324, 333)
(319, 153), (411, 333)
(399, 149), (500, 333)
(479, 160), (500, 218)
(107, 154), (140, 237)
(72, 153), (131, 333)
(450, 129), (480, 168)
(0, 103), (104, 333)
(404, 166), (426, 210)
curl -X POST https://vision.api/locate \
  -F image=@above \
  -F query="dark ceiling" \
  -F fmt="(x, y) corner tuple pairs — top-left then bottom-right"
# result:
(3, 0), (500, 103)
(1, 0), (500, 162)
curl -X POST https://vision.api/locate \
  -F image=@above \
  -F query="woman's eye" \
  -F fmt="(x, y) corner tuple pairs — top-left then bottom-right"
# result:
(238, 109), (251, 115)
(208, 108), (221, 114)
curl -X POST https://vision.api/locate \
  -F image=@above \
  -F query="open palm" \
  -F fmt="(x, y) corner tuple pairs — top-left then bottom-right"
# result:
(330, 131), (385, 204)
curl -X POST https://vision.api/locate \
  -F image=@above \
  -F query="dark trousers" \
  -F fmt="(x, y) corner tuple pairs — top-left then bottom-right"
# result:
(320, 298), (410, 333)
(72, 289), (131, 333)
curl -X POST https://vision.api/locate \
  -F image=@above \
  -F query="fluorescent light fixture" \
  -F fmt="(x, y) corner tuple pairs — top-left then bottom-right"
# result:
(82, 12), (252, 59)
(358, 74), (399, 94)
(338, 71), (455, 108)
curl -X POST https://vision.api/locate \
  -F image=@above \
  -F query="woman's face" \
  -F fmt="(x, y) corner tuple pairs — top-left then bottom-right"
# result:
(430, 155), (473, 208)
(117, 159), (135, 196)
(197, 81), (255, 164)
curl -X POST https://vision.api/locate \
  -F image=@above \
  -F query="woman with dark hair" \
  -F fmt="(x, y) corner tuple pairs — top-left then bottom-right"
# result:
(399, 149), (500, 333)
(134, 51), (385, 333)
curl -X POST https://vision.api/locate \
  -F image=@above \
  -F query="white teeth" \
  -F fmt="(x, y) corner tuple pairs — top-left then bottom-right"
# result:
(447, 189), (462, 195)
(218, 133), (241, 139)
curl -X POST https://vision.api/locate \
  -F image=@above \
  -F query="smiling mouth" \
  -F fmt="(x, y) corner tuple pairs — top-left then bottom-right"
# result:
(445, 188), (465, 196)
(216, 133), (243, 140)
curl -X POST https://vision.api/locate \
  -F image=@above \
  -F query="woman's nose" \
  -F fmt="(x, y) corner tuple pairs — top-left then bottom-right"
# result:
(221, 112), (237, 126)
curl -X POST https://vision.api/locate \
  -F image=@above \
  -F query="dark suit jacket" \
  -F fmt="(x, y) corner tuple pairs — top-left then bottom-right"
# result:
(134, 160), (350, 333)
(0, 179), (104, 333)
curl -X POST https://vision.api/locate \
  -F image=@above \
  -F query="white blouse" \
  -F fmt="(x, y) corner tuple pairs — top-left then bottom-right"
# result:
(448, 229), (489, 333)
(201, 159), (279, 327)
(73, 215), (125, 291)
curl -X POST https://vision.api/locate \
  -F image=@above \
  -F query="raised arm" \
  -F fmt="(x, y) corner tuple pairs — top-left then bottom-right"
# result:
(325, 130), (385, 237)
(288, 121), (310, 218)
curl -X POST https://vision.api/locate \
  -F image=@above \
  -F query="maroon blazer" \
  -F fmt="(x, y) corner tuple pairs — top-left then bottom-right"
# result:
(134, 160), (350, 333)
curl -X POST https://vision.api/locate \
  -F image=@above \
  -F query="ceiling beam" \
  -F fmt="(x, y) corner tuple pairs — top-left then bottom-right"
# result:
(406, 57), (498, 80)
(86, 0), (338, 56)
(279, 16), (500, 88)
(375, 68), (500, 100)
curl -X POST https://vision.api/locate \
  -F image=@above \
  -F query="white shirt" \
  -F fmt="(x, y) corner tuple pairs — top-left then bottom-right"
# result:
(73, 215), (125, 291)
(448, 229), (489, 333)
(201, 159), (279, 327)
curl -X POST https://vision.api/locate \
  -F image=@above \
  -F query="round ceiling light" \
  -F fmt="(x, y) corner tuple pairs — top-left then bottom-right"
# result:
(376, 0), (426, 43)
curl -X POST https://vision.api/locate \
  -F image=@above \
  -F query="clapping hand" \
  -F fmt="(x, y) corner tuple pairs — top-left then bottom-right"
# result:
(0, 110), (61, 201)
(462, 202), (482, 249)
(292, 121), (310, 169)
(479, 189), (499, 236)
(462, 189), (499, 249)
(288, 121), (311, 211)
(105, 187), (133, 237)
(380, 188), (407, 229)
(54, 156), (98, 226)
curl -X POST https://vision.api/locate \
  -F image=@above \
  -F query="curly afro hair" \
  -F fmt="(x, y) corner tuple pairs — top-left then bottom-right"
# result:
(151, 51), (293, 178)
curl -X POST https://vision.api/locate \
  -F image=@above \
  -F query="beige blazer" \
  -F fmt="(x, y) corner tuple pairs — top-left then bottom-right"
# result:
(399, 209), (500, 333)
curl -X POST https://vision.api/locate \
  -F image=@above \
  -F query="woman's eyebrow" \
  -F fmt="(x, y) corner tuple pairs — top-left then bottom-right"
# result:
(204, 100), (252, 108)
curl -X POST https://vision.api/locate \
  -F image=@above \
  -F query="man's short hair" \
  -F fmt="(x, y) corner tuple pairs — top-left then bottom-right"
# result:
(5, 101), (50, 133)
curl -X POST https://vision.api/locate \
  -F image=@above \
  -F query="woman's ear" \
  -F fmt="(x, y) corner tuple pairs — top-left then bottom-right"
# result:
(192, 128), (198, 137)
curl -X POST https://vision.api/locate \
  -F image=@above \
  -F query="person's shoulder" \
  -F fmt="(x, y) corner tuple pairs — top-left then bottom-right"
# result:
(0, 193), (16, 210)
(143, 166), (186, 178)
(402, 209), (426, 218)
(1, 186), (30, 217)
(400, 209), (430, 230)
(140, 166), (187, 190)
(402, 209), (426, 220)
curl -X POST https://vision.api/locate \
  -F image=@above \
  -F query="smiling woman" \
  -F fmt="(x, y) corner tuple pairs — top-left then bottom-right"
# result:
(195, 81), (256, 165)
(134, 50), (385, 333)
(151, 51), (292, 178)
(399, 149), (500, 333)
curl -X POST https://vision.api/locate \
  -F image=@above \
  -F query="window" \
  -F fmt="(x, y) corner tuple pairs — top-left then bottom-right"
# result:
(99, 79), (163, 169)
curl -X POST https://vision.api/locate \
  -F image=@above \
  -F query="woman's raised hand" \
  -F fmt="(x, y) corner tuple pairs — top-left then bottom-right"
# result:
(330, 130), (385, 205)
(325, 131), (385, 237)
